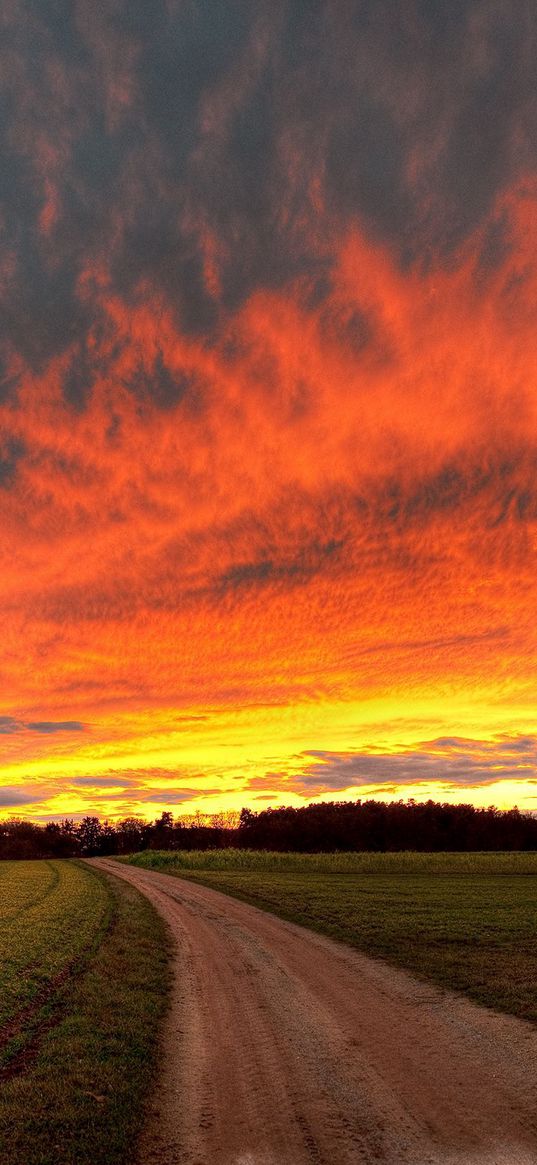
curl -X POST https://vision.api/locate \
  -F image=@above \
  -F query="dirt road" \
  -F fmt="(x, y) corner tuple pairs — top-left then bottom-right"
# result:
(92, 858), (537, 1165)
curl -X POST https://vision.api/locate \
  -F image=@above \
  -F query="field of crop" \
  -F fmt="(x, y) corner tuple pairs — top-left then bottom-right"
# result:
(125, 849), (537, 1021)
(126, 846), (537, 874)
(0, 860), (169, 1165)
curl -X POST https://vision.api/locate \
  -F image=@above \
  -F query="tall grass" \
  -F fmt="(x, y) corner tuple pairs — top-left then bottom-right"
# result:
(123, 847), (537, 875)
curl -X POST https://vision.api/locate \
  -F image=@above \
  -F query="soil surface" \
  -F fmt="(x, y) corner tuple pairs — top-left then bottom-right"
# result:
(92, 858), (537, 1165)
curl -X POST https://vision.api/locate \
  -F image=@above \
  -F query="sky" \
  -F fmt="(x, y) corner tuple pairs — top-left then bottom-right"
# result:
(2, 0), (537, 822)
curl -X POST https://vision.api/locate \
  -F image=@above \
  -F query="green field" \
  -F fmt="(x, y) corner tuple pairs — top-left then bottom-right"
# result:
(125, 849), (537, 1021)
(0, 860), (169, 1165)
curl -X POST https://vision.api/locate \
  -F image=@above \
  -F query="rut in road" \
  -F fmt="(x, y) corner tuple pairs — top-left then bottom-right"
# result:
(91, 859), (537, 1165)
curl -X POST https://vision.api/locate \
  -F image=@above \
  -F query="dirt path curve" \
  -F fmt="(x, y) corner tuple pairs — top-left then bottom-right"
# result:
(91, 858), (537, 1165)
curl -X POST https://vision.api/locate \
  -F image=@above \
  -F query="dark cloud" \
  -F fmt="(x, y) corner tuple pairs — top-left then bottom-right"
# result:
(474, 207), (512, 282)
(372, 453), (537, 530)
(430, 9), (527, 252)
(26, 720), (85, 733)
(0, 438), (26, 488)
(66, 768), (218, 803)
(318, 302), (375, 358)
(0, 718), (23, 735)
(0, 786), (51, 807)
(71, 776), (134, 788)
(218, 538), (345, 593)
(142, 788), (220, 804)
(324, 84), (411, 245)
(61, 319), (121, 410)
(124, 351), (198, 412)
(272, 735), (537, 795)
(247, 773), (288, 792)
(0, 717), (85, 734)
(497, 736), (537, 753)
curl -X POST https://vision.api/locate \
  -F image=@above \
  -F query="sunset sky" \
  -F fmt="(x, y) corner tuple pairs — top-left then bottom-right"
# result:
(2, 1), (537, 821)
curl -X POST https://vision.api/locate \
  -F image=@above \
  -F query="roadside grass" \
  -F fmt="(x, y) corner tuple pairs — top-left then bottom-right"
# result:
(0, 860), (170, 1165)
(124, 849), (537, 1022)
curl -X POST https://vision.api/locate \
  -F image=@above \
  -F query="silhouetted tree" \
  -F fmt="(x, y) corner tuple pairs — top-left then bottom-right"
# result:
(2, 799), (537, 859)
(76, 816), (106, 856)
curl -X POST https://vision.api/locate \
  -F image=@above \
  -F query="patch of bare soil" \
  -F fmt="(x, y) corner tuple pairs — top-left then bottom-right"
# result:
(92, 859), (537, 1165)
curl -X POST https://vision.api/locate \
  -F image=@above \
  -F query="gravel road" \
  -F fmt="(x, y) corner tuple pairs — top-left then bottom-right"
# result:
(92, 858), (537, 1165)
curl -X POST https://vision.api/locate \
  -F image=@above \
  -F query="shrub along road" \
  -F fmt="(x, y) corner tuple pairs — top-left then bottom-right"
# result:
(94, 856), (537, 1165)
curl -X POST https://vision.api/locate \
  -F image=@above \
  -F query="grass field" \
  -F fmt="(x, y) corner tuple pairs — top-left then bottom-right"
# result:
(125, 849), (537, 1022)
(0, 860), (169, 1165)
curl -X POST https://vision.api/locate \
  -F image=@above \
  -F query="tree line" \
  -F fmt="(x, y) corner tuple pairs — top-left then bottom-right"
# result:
(1, 798), (537, 858)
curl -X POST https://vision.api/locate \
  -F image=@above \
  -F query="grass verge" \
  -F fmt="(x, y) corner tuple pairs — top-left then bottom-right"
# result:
(124, 850), (537, 1023)
(0, 862), (170, 1165)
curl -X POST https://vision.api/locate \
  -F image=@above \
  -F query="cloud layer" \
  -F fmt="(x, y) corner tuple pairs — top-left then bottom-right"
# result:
(1, 3), (537, 817)
(281, 736), (537, 796)
(0, 718), (84, 735)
